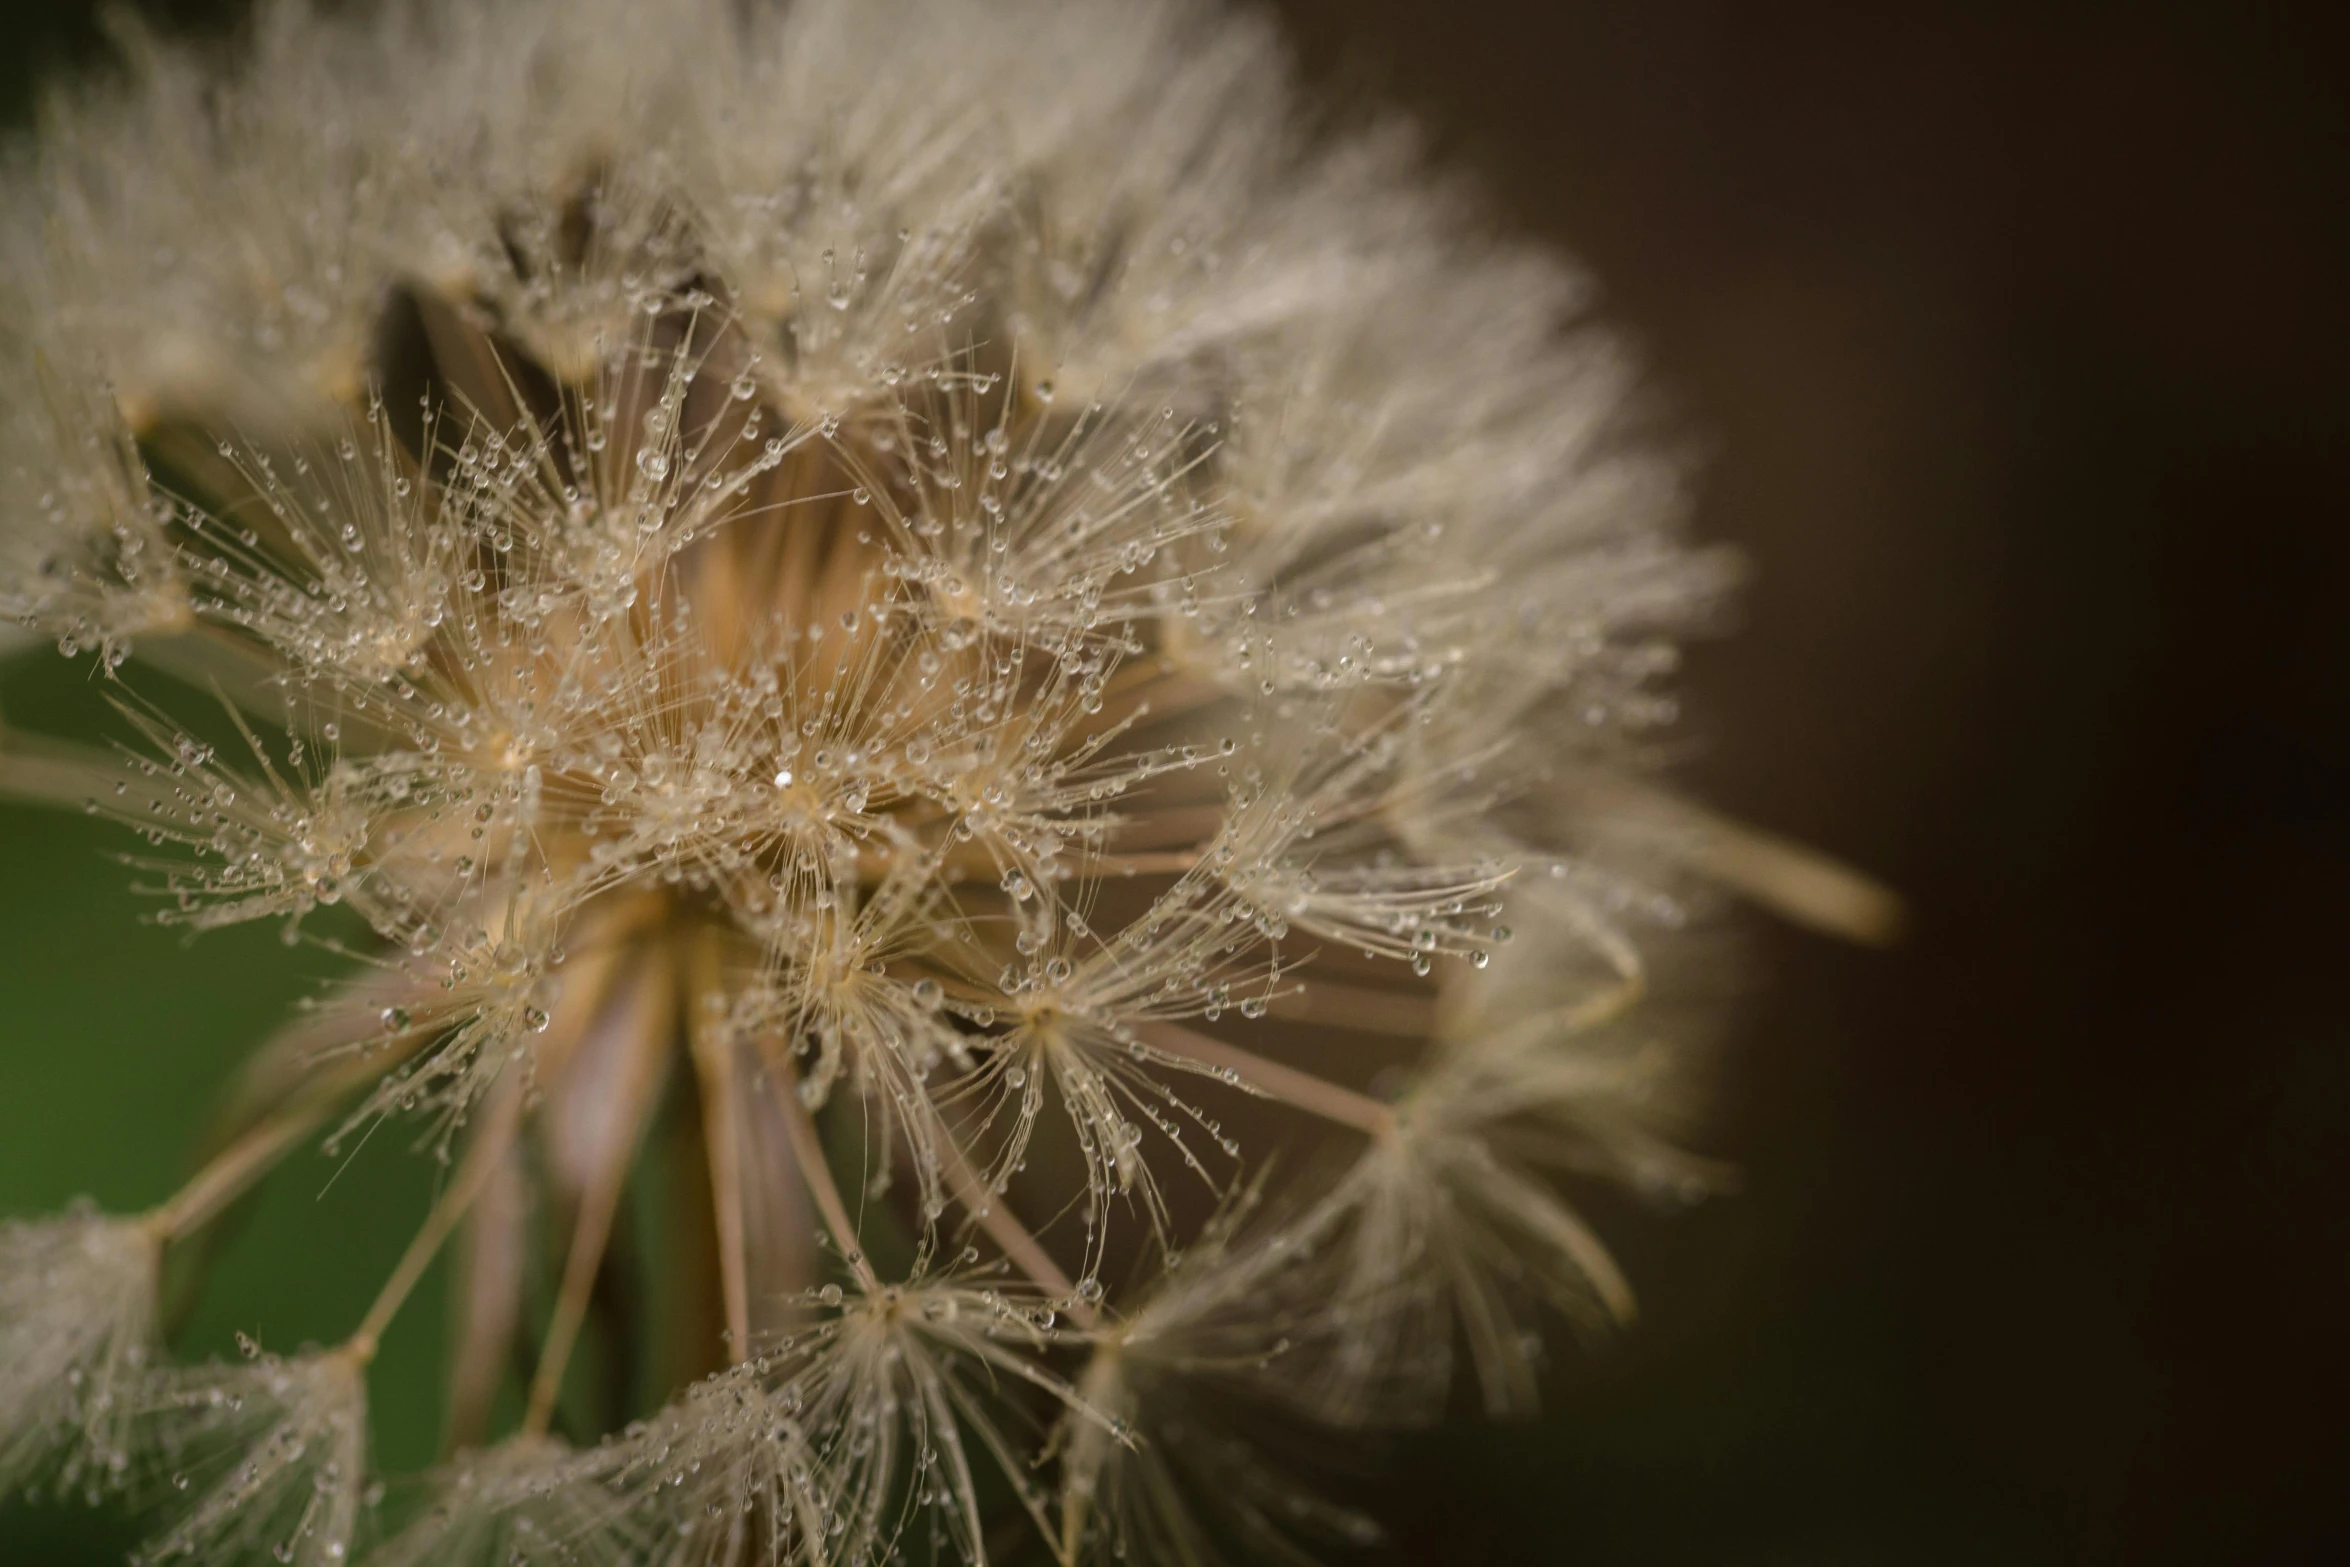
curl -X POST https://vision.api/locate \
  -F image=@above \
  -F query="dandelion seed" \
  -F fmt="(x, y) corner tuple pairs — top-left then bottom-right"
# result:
(134, 1347), (369, 1567)
(366, 1435), (630, 1567)
(0, 1207), (158, 1501)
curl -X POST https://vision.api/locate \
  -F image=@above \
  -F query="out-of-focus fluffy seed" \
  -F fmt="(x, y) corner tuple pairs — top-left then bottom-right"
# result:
(0, 1206), (159, 1500)
(134, 1346), (369, 1567)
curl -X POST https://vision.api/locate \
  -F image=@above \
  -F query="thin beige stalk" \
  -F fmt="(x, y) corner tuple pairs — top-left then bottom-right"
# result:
(344, 1078), (526, 1364)
(1138, 1021), (1397, 1138)
(1086, 850), (1200, 876)
(1267, 979), (1440, 1036)
(1599, 782), (1905, 945)
(143, 1098), (334, 1244)
(522, 965), (675, 1437)
(683, 923), (752, 1361)
(771, 1046), (880, 1293)
(925, 1103), (1091, 1324)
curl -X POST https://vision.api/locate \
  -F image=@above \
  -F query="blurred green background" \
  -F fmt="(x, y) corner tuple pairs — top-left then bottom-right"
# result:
(5, 1), (2347, 1564)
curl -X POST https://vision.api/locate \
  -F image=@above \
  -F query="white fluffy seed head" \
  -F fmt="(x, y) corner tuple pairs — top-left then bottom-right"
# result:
(0, 0), (1822, 1560)
(366, 1436), (632, 1567)
(133, 1345), (369, 1567)
(0, 1206), (159, 1500)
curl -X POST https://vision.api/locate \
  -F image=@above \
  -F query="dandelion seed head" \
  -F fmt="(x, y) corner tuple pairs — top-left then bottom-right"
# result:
(0, 0), (1887, 1559)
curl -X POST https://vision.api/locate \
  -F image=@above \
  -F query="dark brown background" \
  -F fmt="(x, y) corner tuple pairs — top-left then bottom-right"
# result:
(4, 1), (2346, 1562)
